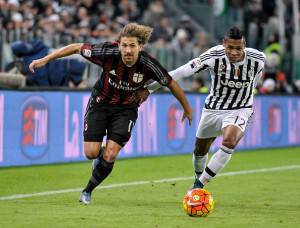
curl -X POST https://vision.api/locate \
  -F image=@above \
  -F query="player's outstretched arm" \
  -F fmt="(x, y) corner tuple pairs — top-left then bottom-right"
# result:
(130, 61), (198, 105)
(146, 62), (196, 93)
(167, 80), (193, 125)
(29, 43), (83, 73)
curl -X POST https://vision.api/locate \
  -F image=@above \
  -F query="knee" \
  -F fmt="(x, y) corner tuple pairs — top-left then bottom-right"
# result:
(84, 148), (99, 160)
(102, 146), (117, 162)
(222, 139), (237, 149)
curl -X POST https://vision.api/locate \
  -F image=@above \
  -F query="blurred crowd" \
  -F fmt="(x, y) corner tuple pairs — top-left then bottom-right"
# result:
(0, 0), (300, 94)
(222, 0), (300, 94)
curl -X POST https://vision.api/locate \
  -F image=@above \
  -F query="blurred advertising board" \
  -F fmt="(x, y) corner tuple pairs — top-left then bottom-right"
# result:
(0, 91), (299, 167)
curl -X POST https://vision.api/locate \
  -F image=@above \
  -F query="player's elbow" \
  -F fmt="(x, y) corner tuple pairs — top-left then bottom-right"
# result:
(68, 43), (83, 54)
(167, 79), (176, 89)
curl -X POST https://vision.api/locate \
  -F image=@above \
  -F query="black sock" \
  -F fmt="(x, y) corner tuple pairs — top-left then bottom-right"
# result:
(195, 171), (203, 175)
(83, 181), (97, 193)
(83, 156), (114, 193)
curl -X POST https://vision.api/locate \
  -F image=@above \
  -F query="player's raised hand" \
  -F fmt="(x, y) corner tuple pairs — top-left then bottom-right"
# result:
(29, 58), (48, 73)
(181, 106), (193, 126)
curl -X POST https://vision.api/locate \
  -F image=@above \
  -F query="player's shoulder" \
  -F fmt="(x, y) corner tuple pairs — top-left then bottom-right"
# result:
(210, 45), (225, 52)
(200, 45), (225, 58)
(140, 51), (161, 66)
(103, 41), (119, 48)
(90, 41), (119, 53)
(245, 48), (266, 61)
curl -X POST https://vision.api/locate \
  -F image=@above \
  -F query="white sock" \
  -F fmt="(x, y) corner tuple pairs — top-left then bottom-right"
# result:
(199, 145), (234, 185)
(193, 153), (208, 178)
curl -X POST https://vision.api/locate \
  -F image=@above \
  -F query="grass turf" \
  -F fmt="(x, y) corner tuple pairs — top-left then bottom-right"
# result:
(0, 147), (299, 228)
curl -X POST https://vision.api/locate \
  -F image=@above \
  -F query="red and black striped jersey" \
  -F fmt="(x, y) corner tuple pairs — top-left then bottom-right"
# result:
(80, 42), (172, 105)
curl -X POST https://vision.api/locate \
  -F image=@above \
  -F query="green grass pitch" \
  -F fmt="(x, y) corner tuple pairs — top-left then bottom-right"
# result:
(0, 147), (300, 228)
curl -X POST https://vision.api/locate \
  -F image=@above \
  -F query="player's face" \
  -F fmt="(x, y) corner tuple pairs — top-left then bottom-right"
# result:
(119, 37), (142, 66)
(223, 38), (245, 63)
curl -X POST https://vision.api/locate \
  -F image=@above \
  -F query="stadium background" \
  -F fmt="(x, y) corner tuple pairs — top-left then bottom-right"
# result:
(0, 0), (300, 166)
(0, 1), (300, 227)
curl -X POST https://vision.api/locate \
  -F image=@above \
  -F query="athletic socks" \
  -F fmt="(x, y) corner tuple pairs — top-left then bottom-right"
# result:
(199, 145), (234, 186)
(83, 156), (114, 193)
(193, 153), (208, 179)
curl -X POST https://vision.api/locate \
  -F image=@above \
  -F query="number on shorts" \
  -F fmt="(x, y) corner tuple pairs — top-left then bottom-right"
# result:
(128, 120), (134, 133)
(234, 116), (246, 128)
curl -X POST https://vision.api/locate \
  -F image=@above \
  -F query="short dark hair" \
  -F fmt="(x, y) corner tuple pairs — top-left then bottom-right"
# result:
(224, 26), (244, 40)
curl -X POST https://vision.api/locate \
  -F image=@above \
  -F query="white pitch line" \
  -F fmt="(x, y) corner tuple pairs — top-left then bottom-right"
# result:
(1, 164), (300, 201)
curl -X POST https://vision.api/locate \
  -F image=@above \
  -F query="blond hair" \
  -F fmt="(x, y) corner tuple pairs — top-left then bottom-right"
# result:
(117, 23), (153, 45)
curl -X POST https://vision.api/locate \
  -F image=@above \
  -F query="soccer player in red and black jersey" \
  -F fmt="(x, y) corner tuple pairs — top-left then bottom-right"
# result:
(29, 23), (193, 204)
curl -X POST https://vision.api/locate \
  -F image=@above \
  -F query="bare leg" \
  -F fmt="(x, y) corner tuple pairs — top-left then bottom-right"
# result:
(193, 137), (215, 179)
(80, 140), (122, 204)
(84, 141), (102, 159)
(197, 125), (244, 188)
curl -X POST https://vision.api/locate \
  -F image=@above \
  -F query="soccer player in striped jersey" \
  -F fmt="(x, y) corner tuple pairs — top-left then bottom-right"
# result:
(133, 26), (265, 189)
(29, 23), (193, 204)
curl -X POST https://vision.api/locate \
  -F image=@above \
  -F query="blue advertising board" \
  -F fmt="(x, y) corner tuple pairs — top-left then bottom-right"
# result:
(0, 91), (299, 167)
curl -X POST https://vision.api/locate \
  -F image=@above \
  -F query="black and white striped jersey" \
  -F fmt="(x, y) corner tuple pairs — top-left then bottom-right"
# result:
(189, 45), (265, 110)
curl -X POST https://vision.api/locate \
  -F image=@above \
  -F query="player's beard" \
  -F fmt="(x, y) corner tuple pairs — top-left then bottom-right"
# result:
(123, 54), (136, 65)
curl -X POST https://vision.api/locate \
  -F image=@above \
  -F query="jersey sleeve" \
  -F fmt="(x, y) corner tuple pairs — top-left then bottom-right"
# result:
(253, 52), (266, 88)
(145, 48), (216, 93)
(188, 47), (216, 73)
(80, 42), (117, 66)
(144, 54), (173, 86)
(257, 52), (266, 77)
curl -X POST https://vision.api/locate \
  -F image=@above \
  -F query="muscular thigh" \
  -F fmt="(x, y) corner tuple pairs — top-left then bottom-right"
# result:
(221, 125), (244, 148)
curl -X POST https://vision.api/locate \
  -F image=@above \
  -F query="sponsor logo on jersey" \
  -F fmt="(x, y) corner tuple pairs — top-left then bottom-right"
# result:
(220, 79), (250, 89)
(133, 73), (143, 83)
(82, 49), (91, 57)
(21, 96), (49, 160)
(108, 78), (140, 91)
(249, 67), (255, 78)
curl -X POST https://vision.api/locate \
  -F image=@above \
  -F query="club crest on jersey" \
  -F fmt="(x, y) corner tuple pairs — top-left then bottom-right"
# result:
(220, 64), (226, 70)
(133, 73), (143, 83)
(218, 64), (226, 74)
(248, 67), (255, 78)
(82, 49), (91, 57)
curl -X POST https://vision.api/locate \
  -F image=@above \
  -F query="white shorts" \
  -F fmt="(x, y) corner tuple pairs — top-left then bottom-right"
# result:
(196, 108), (254, 139)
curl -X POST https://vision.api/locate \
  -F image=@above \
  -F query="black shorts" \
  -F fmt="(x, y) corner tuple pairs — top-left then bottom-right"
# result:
(83, 97), (138, 147)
